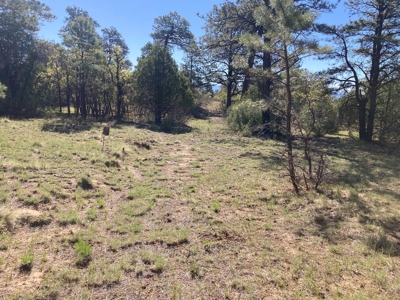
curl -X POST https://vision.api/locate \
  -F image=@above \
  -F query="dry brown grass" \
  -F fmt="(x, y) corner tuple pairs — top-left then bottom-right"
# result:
(0, 111), (399, 299)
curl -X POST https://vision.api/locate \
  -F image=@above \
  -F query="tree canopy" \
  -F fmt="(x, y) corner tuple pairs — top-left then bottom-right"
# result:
(0, 0), (398, 148)
(134, 44), (194, 125)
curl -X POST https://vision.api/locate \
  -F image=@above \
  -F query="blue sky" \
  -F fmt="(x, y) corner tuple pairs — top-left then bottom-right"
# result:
(39, 0), (226, 64)
(39, 0), (350, 70)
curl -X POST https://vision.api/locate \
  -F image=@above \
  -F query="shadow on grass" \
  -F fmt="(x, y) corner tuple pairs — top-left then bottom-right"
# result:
(238, 151), (283, 168)
(252, 134), (400, 256)
(192, 106), (226, 119)
(41, 118), (92, 133)
(114, 120), (194, 135)
(192, 106), (216, 120)
(313, 212), (343, 244)
(292, 136), (400, 189)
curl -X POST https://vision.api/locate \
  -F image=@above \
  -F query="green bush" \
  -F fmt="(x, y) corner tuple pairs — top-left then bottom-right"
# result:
(227, 99), (264, 136)
(308, 96), (339, 136)
(292, 71), (339, 137)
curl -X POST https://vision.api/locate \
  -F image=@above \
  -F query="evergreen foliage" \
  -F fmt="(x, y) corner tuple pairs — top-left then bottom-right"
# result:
(134, 44), (194, 126)
(227, 99), (264, 136)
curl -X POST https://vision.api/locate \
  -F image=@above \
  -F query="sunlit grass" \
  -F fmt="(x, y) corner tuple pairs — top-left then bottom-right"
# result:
(0, 115), (399, 299)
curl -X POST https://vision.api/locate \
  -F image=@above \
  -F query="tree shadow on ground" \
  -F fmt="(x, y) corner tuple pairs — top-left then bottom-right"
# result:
(313, 137), (400, 254)
(41, 118), (92, 133)
(114, 120), (194, 135)
(192, 105), (223, 119)
(237, 151), (283, 169)
(244, 134), (400, 256)
(305, 194), (400, 256)
(293, 136), (400, 189)
(191, 100), (226, 119)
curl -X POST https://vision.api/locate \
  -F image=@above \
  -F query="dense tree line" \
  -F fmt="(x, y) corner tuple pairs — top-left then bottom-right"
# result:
(0, 0), (399, 147)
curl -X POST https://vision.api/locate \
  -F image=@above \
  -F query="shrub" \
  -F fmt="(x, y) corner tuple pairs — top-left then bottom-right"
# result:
(227, 99), (264, 136)
(307, 97), (339, 136)
(292, 71), (339, 137)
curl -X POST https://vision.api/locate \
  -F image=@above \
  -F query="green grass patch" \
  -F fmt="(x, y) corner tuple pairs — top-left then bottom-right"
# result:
(119, 198), (155, 217)
(139, 250), (166, 273)
(74, 239), (92, 266)
(20, 250), (34, 270)
(59, 209), (80, 226)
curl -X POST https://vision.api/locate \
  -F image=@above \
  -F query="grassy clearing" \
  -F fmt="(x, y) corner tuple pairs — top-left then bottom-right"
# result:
(0, 110), (399, 299)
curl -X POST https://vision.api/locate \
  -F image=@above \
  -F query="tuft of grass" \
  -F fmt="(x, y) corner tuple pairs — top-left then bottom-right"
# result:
(24, 196), (50, 206)
(0, 189), (8, 203)
(86, 208), (97, 221)
(189, 262), (201, 278)
(59, 268), (81, 283)
(230, 278), (246, 291)
(171, 284), (183, 300)
(365, 230), (396, 255)
(146, 229), (189, 246)
(105, 160), (120, 168)
(107, 215), (142, 234)
(191, 162), (201, 168)
(97, 198), (106, 208)
(140, 250), (166, 273)
(29, 214), (52, 227)
(264, 223), (271, 230)
(87, 259), (122, 287)
(58, 209), (79, 226)
(20, 250), (34, 270)
(119, 198), (155, 217)
(127, 185), (151, 200)
(133, 141), (151, 150)
(0, 207), (13, 233)
(74, 239), (92, 267)
(135, 265), (145, 277)
(211, 200), (220, 213)
(0, 232), (11, 250)
(329, 245), (343, 255)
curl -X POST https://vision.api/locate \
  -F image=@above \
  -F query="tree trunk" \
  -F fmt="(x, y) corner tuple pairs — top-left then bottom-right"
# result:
(262, 48), (272, 100)
(66, 73), (71, 117)
(366, 88), (377, 142)
(242, 49), (255, 96)
(58, 82), (62, 114)
(155, 109), (162, 125)
(80, 82), (87, 119)
(366, 4), (384, 142)
(358, 100), (367, 141)
(226, 68), (233, 109)
(227, 82), (232, 109)
(80, 52), (87, 119)
(75, 85), (80, 117)
(261, 49), (272, 129)
(284, 43), (299, 194)
(117, 82), (123, 119)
